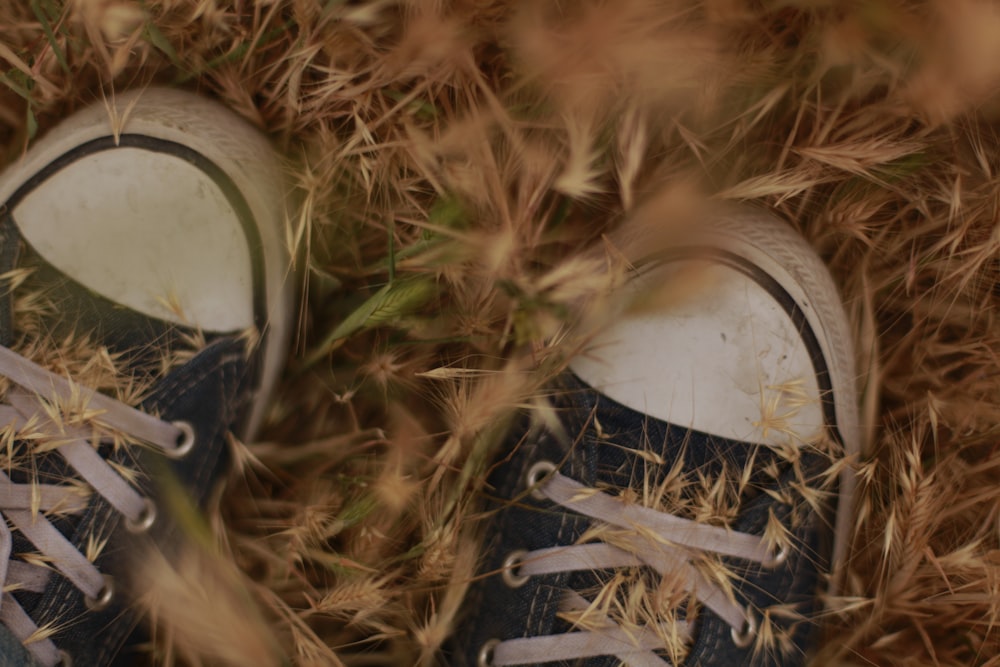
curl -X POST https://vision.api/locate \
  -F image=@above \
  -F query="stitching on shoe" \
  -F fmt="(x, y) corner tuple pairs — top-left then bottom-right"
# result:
(524, 430), (579, 642)
(153, 349), (245, 411)
(158, 350), (244, 502)
(96, 352), (244, 666)
(31, 346), (245, 664)
(522, 433), (561, 640)
(38, 474), (119, 654)
(538, 492), (572, 637)
(521, 437), (547, 638)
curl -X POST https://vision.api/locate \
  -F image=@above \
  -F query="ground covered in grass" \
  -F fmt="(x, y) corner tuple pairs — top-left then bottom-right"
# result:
(2, 1), (999, 665)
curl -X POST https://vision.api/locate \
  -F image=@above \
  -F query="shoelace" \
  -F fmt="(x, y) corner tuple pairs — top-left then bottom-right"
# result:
(480, 461), (788, 667)
(0, 345), (194, 667)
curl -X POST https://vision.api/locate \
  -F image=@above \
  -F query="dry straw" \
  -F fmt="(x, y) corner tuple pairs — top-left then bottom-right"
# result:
(1, 0), (999, 665)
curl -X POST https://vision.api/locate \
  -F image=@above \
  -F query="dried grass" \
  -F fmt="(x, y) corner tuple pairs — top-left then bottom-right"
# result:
(2, 0), (1000, 665)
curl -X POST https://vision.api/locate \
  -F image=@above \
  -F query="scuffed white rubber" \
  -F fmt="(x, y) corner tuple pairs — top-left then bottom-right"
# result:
(14, 148), (254, 332)
(571, 258), (826, 449)
(0, 88), (294, 439)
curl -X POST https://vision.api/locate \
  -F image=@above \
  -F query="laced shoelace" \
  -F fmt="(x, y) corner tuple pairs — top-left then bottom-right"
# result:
(479, 460), (789, 667)
(0, 345), (195, 667)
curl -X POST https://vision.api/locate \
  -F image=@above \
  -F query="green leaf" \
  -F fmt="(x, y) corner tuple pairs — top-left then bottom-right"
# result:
(30, 0), (70, 74)
(338, 493), (378, 526)
(174, 19), (294, 83)
(549, 196), (572, 229)
(25, 106), (37, 140)
(0, 71), (31, 100)
(144, 21), (181, 67)
(302, 276), (437, 368)
(427, 196), (466, 231)
(384, 88), (438, 120)
(334, 277), (436, 339)
(387, 216), (396, 282)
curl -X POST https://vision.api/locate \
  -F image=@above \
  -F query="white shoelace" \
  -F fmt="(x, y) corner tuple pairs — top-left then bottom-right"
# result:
(483, 462), (784, 667)
(0, 345), (193, 666)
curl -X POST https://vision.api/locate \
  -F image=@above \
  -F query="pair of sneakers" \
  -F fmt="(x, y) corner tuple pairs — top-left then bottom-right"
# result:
(0, 89), (858, 666)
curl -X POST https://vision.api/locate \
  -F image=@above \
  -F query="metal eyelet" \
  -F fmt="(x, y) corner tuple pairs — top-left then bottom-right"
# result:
(501, 550), (529, 588)
(57, 650), (72, 667)
(525, 460), (556, 500)
(761, 543), (789, 569)
(730, 607), (758, 648)
(84, 574), (114, 611)
(477, 638), (500, 667)
(164, 421), (196, 459)
(125, 497), (157, 533)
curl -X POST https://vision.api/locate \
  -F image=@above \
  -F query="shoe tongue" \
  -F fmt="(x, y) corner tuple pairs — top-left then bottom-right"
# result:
(547, 373), (779, 649)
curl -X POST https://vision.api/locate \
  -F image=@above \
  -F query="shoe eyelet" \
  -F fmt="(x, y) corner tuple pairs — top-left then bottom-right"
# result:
(525, 460), (556, 500)
(125, 497), (157, 533)
(762, 543), (789, 569)
(478, 638), (500, 667)
(57, 650), (72, 667)
(85, 574), (114, 611)
(165, 420), (196, 459)
(730, 607), (757, 649)
(501, 550), (529, 588)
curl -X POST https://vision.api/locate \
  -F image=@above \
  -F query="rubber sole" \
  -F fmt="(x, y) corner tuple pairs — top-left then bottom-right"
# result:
(705, 207), (861, 592)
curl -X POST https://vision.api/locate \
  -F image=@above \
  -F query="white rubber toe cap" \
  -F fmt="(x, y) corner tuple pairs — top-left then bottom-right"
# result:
(13, 147), (253, 332)
(570, 207), (859, 457)
(571, 257), (825, 448)
(0, 88), (295, 438)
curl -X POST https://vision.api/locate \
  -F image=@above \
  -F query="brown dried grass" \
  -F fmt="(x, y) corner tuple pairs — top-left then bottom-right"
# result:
(2, 0), (1000, 665)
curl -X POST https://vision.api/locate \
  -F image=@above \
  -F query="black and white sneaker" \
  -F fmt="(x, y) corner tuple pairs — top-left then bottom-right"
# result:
(0, 88), (292, 666)
(452, 207), (860, 666)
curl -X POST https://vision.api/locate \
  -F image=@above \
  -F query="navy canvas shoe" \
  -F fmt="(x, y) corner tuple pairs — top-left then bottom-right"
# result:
(0, 88), (293, 665)
(452, 208), (860, 666)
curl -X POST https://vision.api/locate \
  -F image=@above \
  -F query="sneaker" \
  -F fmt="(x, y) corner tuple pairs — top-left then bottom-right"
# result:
(0, 88), (292, 665)
(452, 207), (860, 666)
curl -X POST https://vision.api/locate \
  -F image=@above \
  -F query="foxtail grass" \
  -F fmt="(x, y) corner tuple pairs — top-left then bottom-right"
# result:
(1, 1), (999, 665)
